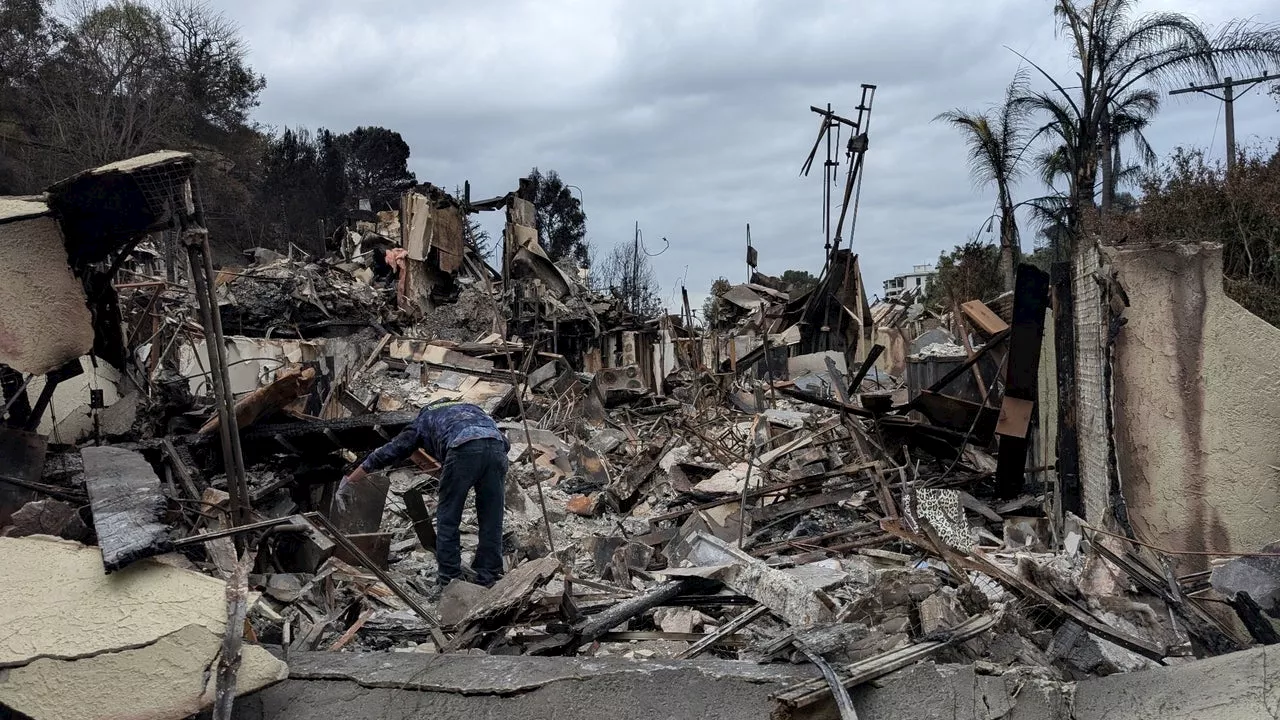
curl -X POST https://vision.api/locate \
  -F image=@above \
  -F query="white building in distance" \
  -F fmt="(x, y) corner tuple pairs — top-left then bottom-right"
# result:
(883, 264), (936, 300)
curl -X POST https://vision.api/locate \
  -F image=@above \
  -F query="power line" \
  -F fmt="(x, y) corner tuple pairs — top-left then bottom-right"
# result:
(1170, 72), (1280, 177)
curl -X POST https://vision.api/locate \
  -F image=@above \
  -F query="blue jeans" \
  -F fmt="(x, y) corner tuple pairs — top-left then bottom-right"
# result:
(436, 438), (507, 587)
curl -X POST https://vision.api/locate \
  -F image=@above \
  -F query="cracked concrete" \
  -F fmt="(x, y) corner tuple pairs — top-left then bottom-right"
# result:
(228, 645), (1280, 720)
(1072, 643), (1280, 720)
(0, 624), (284, 720)
(0, 535), (286, 720)
(233, 652), (819, 720)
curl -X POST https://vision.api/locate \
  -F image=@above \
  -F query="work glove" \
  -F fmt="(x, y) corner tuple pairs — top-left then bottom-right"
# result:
(334, 475), (358, 515)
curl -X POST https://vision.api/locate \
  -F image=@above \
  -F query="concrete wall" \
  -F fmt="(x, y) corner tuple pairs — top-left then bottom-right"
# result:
(1108, 242), (1280, 561)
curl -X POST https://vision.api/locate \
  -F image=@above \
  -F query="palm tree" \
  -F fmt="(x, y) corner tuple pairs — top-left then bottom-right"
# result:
(935, 72), (1031, 291)
(1020, 85), (1157, 258)
(1018, 0), (1280, 241)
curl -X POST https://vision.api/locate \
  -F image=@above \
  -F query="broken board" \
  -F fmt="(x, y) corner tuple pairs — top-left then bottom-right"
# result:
(83, 446), (173, 572)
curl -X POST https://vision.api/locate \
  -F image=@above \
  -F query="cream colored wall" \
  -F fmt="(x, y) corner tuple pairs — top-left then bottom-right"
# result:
(0, 213), (94, 374)
(1108, 242), (1280, 565)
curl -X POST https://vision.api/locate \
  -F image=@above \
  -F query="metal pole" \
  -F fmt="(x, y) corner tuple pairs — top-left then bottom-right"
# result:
(185, 230), (250, 525)
(186, 240), (241, 522)
(633, 221), (640, 314)
(1224, 77), (1236, 177)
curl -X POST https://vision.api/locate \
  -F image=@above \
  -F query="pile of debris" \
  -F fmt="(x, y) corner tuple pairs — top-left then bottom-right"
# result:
(2, 151), (1275, 720)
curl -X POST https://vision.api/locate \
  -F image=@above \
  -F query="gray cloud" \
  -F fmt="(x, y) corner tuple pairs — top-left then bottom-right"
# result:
(220, 0), (1280, 309)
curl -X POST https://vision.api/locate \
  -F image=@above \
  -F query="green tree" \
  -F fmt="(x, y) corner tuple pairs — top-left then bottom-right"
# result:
(924, 240), (1003, 309)
(1020, 0), (1280, 247)
(0, 0), (53, 92)
(702, 277), (733, 328)
(779, 269), (818, 296)
(528, 167), (588, 266)
(258, 127), (326, 249)
(454, 186), (494, 260)
(337, 126), (416, 210)
(936, 72), (1031, 291)
(317, 128), (348, 221)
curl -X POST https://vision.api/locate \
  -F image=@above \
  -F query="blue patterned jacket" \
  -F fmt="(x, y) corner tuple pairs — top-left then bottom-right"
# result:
(360, 401), (508, 472)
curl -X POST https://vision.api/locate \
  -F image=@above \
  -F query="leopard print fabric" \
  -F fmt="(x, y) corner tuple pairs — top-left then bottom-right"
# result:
(906, 487), (974, 553)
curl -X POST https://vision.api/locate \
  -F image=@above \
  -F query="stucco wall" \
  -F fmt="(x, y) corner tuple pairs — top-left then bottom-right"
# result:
(0, 209), (95, 374)
(1108, 242), (1280, 563)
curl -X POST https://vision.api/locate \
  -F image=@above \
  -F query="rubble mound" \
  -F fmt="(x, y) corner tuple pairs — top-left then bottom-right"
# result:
(414, 285), (499, 342)
(217, 257), (387, 334)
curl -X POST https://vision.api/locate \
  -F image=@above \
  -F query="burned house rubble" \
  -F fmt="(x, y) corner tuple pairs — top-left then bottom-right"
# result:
(4, 152), (1280, 720)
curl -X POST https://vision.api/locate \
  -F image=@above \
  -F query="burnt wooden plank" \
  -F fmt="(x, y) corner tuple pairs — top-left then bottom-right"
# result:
(83, 446), (173, 572)
(749, 488), (856, 523)
(995, 264), (1050, 499)
(1052, 261), (1083, 518)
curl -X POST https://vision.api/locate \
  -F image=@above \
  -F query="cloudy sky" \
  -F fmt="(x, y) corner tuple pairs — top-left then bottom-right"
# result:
(224, 0), (1278, 309)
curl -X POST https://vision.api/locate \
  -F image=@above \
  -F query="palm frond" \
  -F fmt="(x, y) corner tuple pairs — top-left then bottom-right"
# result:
(934, 110), (1003, 189)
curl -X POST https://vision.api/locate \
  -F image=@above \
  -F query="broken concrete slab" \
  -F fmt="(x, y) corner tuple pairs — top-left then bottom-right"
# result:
(1071, 642), (1280, 720)
(1211, 541), (1280, 618)
(439, 579), (489, 626)
(0, 535), (286, 719)
(235, 644), (1280, 720)
(453, 556), (561, 630)
(786, 351), (846, 380)
(667, 531), (833, 627)
(3, 622), (286, 720)
(779, 560), (849, 592)
(5, 498), (89, 541)
(234, 651), (819, 720)
(654, 607), (701, 635)
(82, 445), (173, 571)
(692, 463), (749, 495)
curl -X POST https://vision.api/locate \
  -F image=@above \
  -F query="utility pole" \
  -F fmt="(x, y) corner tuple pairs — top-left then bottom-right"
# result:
(633, 221), (641, 315)
(1170, 72), (1280, 178)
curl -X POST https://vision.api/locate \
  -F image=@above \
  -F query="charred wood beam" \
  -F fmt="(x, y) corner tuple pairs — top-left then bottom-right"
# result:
(847, 344), (884, 392)
(1052, 261), (1083, 518)
(994, 264), (1050, 499)
(528, 579), (693, 656)
(1229, 592), (1280, 645)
